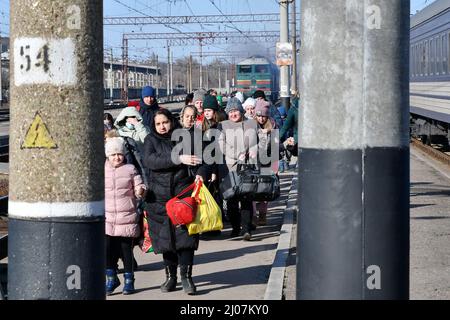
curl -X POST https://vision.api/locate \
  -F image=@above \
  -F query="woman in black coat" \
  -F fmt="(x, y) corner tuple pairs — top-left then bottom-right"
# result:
(143, 108), (202, 295)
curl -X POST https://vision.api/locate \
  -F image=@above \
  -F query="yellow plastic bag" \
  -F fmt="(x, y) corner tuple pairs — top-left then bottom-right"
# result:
(187, 182), (223, 235)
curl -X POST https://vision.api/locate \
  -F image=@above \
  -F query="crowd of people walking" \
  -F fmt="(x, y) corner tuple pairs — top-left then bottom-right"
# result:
(103, 85), (298, 296)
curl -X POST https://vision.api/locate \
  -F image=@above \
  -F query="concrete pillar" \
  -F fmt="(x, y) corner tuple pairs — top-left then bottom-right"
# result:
(289, 0), (298, 96)
(298, 0), (410, 299)
(9, 0), (105, 299)
(156, 54), (159, 96)
(199, 41), (203, 89)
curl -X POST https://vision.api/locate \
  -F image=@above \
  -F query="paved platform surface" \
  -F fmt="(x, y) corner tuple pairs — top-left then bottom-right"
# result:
(283, 145), (450, 300)
(109, 170), (296, 300)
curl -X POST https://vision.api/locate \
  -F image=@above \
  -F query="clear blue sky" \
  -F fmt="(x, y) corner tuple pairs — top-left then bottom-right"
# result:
(0, 0), (438, 63)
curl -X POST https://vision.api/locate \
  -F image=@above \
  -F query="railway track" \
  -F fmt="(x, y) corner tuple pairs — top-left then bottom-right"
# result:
(410, 137), (450, 167)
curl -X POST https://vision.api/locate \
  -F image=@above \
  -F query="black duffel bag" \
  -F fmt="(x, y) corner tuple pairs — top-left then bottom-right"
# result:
(220, 164), (280, 202)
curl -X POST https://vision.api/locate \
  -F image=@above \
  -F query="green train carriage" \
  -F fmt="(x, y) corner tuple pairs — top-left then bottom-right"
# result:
(235, 56), (279, 102)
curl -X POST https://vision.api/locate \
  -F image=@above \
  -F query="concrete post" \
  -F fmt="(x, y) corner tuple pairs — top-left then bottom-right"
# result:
(280, 0), (290, 110)
(298, 0), (410, 299)
(167, 43), (170, 100)
(289, 0), (298, 96)
(189, 55), (193, 92)
(156, 54), (159, 96)
(170, 49), (173, 100)
(199, 40), (203, 89)
(9, 0), (105, 299)
(218, 66), (221, 93)
(109, 48), (113, 103)
(122, 36), (128, 102)
(206, 64), (209, 90)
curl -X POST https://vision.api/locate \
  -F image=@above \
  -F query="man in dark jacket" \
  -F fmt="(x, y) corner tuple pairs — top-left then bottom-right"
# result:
(280, 96), (299, 157)
(139, 86), (160, 128)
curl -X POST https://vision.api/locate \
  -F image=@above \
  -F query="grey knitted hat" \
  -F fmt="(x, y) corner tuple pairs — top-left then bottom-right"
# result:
(193, 89), (207, 103)
(225, 97), (245, 114)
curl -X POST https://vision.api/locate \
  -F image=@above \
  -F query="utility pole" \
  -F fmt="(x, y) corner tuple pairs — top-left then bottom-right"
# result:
(199, 39), (203, 89)
(171, 51), (174, 98)
(218, 66), (221, 93)
(167, 43), (170, 100)
(225, 67), (228, 94)
(290, 0), (298, 96)
(206, 64), (209, 90)
(109, 48), (114, 104)
(9, 0), (105, 299)
(231, 57), (236, 90)
(122, 36), (129, 102)
(156, 54), (159, 96)
(279, 0), (290, 110)
(189, 55), (193, 92)
(298, 0), (410, 299)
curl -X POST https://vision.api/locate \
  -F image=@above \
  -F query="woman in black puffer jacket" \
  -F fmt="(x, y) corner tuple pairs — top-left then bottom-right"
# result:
(143, 108), (203, 295)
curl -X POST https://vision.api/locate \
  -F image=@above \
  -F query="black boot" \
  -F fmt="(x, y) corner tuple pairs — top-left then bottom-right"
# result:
(241, 210), (252, 241)
(160, 265), (177, 293)
(180, 265), (196, 295)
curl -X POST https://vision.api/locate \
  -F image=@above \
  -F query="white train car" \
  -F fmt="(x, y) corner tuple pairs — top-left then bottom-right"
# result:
(410, 0), (450, 145)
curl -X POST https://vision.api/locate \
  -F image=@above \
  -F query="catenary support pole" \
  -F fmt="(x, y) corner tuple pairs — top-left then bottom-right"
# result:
(170, 49), (173, 101)
(156, 54), (159, 96)
(8, 0), (105, 299)
(199, 40), (203, 89)
(189, 55), (193, 92)
(298, 0), (410, 299)
(109, 48), (113, 103)
(279, 0), (290, 110)
(167, 43), (170, 100)
(218, 66), (221, 93)
(289, 0), (298, 96)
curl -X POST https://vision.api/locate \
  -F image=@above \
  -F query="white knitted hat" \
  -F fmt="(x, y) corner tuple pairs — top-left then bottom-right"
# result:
(242, 97), (256, 108)
(105, 137), (125, 157)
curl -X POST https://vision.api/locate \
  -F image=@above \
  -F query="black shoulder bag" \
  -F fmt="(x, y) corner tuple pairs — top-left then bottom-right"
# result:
(220, 122), (280, 201)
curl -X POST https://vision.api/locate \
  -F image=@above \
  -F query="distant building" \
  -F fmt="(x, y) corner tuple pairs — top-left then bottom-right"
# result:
(103, 60), (161, 90)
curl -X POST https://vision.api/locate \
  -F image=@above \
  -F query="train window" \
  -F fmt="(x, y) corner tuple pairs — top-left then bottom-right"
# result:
(446, 33), (450, 74)
(426, 40), (430, 75)
(238, 65), (252, 73)
(442, 35), (447, 74)
(436, 37), (441, 75)
(431, 38), (436, 75)
(416, 44), (420, 76)
(255, 65), (269, 73)
(415, 44), (419, 76)
(422, 41), (425, 76)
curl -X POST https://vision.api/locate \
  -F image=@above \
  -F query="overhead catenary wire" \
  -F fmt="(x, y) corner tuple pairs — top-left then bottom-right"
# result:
(113, 0), (184, 34)
(208, 0), (259, 45)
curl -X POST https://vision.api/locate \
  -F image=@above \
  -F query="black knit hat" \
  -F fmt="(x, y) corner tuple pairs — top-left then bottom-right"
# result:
(253, 90), (266, 100)
(203, 95), (219, 111)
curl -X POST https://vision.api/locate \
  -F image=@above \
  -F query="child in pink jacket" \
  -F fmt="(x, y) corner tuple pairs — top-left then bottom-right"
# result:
(104, 137), (146, 295)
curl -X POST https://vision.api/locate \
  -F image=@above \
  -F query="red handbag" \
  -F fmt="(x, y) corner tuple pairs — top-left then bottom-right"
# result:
(166, 181), (201, 226)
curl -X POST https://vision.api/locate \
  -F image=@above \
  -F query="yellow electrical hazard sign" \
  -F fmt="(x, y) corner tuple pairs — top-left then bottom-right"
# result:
(22, 113), (57, 149)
